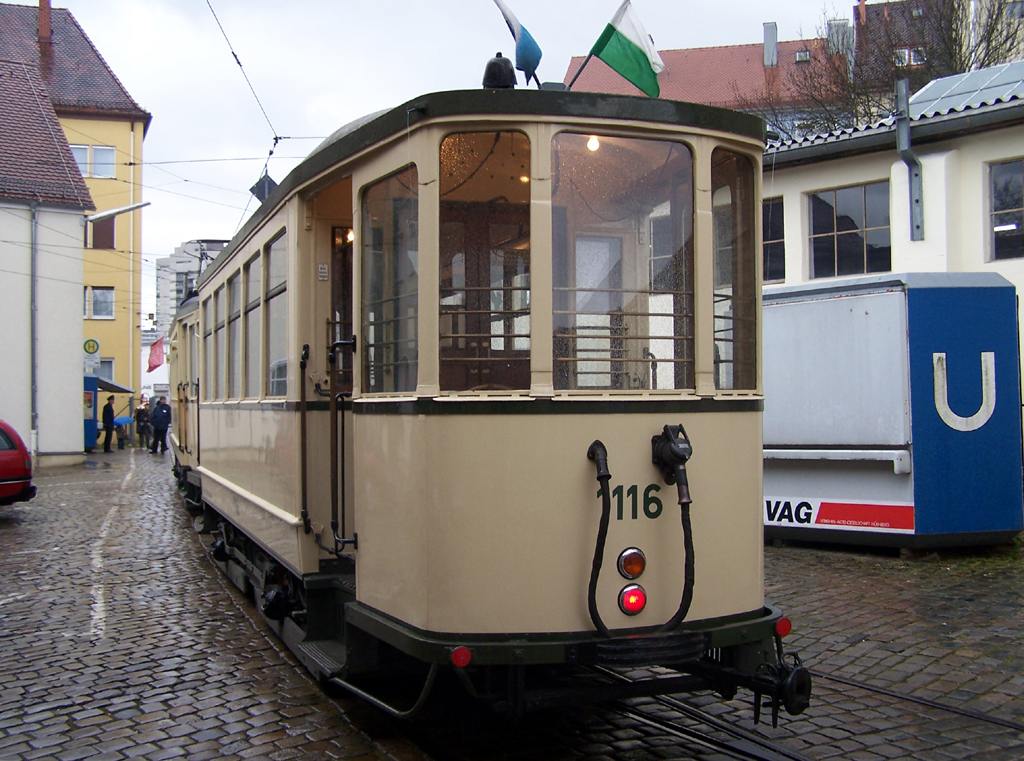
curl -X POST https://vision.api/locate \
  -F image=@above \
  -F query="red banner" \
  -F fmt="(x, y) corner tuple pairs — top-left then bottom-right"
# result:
(147, 338), (164, 372)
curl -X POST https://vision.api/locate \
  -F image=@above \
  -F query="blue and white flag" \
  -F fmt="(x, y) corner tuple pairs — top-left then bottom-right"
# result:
(493, 0), (542, 83)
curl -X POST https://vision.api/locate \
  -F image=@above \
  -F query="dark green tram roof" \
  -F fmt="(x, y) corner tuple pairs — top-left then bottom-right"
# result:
(203, 89), (764, 284)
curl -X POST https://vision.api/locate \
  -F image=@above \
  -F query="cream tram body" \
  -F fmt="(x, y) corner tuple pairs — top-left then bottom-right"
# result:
(169, 89), (807, 716)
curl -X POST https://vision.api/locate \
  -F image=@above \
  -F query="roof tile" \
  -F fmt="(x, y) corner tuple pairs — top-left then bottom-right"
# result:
(0, 58), (94, 207)
(0, 2), (149, 123)
(564, 38), (824, 108)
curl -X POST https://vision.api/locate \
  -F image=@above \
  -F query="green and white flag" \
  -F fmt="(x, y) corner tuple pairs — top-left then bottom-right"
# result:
(590, 0), (665, 98)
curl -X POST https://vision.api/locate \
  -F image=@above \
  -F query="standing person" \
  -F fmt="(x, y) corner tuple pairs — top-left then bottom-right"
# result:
(134, 402), (151, 450)
(102, 395), (115, 453)
(149, 396), (171, 454)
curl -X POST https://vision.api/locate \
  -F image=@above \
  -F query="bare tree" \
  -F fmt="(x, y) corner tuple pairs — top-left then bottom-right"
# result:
(742, 0), (1024, 140)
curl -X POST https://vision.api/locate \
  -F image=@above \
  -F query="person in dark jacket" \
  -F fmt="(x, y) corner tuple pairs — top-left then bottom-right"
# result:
(134, 402), (150, 450)
(102, 395), (115, 453)
(149, 396), (171, 454)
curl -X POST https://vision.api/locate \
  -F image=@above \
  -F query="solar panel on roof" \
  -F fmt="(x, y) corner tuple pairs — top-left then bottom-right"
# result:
(910, 60), (1024, 118)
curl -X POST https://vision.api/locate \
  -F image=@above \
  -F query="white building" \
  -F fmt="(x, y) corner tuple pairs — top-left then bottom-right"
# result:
(155, 240), (226, 335)
(0, 59), (94, 464)
(763, 62), (1024, 378)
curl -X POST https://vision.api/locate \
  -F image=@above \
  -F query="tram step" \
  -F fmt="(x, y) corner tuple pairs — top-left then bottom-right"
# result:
(297, 638), (347, 677)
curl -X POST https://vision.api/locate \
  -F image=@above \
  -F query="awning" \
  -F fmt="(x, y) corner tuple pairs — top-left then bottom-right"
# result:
(96, 377), (135, 395)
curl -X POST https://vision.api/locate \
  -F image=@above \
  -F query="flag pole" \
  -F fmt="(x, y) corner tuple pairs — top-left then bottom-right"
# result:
(565, 54), (593, 91)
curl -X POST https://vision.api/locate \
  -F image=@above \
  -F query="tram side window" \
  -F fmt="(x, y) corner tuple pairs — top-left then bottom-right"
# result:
(265, 231), (288, 397)
(213, 286), (225, 399)
(227, 273), (241, 397)
(244, 253), (261, 398)
(552, 133), (694, 391)
(189, 324), (198, 396)
(440, 131), (530, 391)
(711, 149), (757, 390)
(362, 166), (419, 393)
(202, 297), (213, 400)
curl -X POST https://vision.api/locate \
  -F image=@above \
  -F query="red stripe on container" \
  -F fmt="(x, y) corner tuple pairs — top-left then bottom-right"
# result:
(815, 502), (915, 530)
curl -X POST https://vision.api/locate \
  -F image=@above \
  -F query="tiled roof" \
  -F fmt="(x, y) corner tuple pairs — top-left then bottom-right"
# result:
(0, 2), (150, 125)
(0, 58), (93, 208)
(564, 39), (825, 108)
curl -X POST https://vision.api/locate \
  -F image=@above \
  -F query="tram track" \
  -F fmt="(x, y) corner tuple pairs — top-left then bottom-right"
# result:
(814, 670), (1024, 734)
(591, 665), (814, 761)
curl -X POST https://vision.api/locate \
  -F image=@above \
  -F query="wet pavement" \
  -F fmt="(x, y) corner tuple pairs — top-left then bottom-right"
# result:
(1, 448), (1023, 760)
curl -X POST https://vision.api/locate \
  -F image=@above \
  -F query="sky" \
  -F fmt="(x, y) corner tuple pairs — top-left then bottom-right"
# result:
(14, 0), (849, 318)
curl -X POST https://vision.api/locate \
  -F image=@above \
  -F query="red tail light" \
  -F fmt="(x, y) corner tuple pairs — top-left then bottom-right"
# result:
(450, 645), (472, 668)
(618, 584), (647, 615)
(775, 617), (793, 637)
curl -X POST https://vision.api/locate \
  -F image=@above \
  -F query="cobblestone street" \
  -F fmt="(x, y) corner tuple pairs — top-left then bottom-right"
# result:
(2, 449), (1023, 760)
(0, 449), (424, 761)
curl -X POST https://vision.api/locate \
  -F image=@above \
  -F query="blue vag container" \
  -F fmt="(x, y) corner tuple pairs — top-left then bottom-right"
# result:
(762, 273), (1023, 548)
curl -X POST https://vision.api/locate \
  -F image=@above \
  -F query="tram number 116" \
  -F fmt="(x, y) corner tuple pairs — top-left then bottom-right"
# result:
(597, 484), (664, 520)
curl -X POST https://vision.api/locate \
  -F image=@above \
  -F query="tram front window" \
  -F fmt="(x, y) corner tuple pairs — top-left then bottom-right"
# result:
(711, 149), (757, 390)
(362, 166), (419, 394)
(552, 133), (694, 391)
(439, 131), (531, 391)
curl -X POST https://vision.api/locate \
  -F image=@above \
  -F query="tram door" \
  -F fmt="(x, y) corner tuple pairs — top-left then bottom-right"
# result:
(331, 226), (354, 391)
(330, 226), (355, 541)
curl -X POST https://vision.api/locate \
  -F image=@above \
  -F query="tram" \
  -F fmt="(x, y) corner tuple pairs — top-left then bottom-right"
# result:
(168, 67), (811, 722)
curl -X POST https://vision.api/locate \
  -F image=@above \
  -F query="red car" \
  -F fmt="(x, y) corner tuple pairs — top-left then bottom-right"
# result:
(0, 419), (36, 506)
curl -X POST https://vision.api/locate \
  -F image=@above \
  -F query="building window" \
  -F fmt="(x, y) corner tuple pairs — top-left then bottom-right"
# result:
(70, 145), (89, 176)
(991, 159), (1024, 260)
(895, 47), (927, 67)
(763, 197), (785, 282)
(362, 167), (419, 394)
(68, 144), (117, 178)
(795, 49), (811, 63)
(99, 359), (114, 381)
(92, 146), (116, 178)
(90, 217), (115, 249)
(552, 133), (695, 391)
(85, 286), (115, 319)
(244, 253), (261, 398)
(227, 273), (241, 398)
(439, 131), (531, 391)
(265, 232), (288, 397)
(809, 182), (891, 278)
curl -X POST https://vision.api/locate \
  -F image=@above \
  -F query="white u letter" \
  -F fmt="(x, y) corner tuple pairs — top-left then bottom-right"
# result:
(933, 352), (996, 432)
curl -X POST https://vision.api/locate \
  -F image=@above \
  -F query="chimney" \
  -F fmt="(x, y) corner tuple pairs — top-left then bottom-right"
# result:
(38, 0), (52, 44)
(763, 22), (778, 68)
(859, 0), (867, 25)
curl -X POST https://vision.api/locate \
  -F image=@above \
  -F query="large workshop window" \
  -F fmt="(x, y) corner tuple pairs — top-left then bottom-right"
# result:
(711, 149), (757, 390)
(809, 181), (890, 277)
(552, 133), (694, 391)
(440, 131), (530, 391)
(243, 253), (261, 398)
(990, 159), (1023, 260)
(265, 231), (288, 397)
(362, 166), (419, 393)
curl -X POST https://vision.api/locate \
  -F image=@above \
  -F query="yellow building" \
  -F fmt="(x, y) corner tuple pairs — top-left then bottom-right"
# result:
(1, 0), (151, 409)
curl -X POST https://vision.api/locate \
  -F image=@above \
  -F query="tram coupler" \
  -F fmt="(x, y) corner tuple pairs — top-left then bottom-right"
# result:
(651, 424), (692, 506)
(750, 652), (812, 727)
(689, 646), (812, 728)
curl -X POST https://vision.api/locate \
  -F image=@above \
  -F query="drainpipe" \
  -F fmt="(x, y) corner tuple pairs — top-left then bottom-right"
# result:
(895, 79), (924, 242)
(29, 201), (40, 458)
